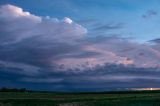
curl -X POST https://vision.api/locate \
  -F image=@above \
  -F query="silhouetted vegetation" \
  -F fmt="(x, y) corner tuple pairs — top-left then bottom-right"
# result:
(1, 87), (160, 94)
(0, 87), (32, 92)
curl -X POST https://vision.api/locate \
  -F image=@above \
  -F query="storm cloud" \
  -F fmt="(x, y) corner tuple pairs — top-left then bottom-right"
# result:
(1, 4), (160, 91)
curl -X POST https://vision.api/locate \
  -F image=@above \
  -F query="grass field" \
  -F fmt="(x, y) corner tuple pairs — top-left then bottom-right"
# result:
(1, 91), (160, 106)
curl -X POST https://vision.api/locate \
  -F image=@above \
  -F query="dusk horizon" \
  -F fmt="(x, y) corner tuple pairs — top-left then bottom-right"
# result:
(1, 0), (160, 92)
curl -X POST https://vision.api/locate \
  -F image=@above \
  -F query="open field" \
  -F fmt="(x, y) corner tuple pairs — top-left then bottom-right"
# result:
(1, 91), (160, 106)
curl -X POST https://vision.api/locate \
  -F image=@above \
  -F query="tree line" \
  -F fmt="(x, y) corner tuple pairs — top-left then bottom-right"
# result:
(0, 87), (32, 92)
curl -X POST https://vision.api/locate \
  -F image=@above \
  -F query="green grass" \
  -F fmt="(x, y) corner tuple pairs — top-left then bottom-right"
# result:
(1, 91), (160, 106)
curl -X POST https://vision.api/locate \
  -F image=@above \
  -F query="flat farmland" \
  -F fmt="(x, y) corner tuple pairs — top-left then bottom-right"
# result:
(0, 91), (160, 106)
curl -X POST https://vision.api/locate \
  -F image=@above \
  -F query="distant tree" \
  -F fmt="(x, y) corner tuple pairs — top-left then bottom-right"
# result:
(20, 88), (26, 92)
(0, 87), (30, 92)
(0, 87), (7, 92)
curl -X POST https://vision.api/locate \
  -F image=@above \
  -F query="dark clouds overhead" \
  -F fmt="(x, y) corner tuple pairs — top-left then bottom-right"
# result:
(1, 63), (160, 91)
(1, 4), (160, 91)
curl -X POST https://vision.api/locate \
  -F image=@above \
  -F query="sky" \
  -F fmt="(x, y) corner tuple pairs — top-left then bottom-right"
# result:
(0, 0), (160, 91)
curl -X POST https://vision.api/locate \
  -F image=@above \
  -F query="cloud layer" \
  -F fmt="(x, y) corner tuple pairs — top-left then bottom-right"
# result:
(1, 4), (160, 91)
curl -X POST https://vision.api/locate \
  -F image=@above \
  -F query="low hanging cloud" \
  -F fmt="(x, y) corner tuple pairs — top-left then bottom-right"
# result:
(1, 64), (160, 91)
(1, 4), (160, 90)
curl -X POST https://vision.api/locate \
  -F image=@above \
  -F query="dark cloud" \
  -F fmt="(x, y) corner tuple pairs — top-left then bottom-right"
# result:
(150, 38), (160, 43)
(0, 4), (88, 70)
(1, 4), (160, 91)
(1, 64), (160, 91)
(142, 10), (158, 19)
(93, 23), (124, 31)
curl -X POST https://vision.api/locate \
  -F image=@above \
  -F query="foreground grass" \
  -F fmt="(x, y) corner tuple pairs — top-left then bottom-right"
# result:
(1, 91), (160, 106)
